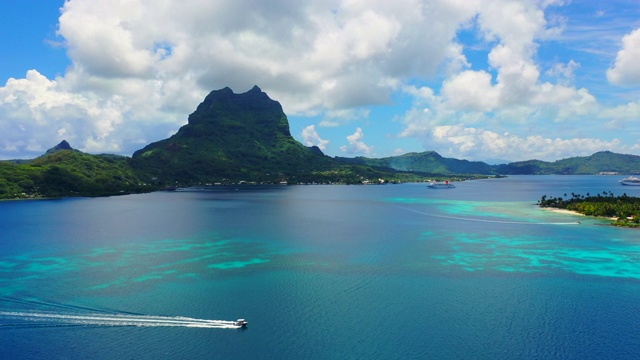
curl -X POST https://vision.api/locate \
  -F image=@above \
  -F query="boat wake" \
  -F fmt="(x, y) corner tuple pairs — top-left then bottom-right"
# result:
(0, 311), (244, 329)
(0, 297), (244, 329)
(400, 206), (581, 225)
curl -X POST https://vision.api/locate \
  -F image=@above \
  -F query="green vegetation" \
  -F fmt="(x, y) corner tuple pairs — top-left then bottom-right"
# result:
(336, 149), (640, 176)
(127, 86), (478, 187)
(0, 150), (152, 199)
(129, 86), (336, 185)
(335, 151), (496, 175)
(538, 192), (640, 227)
(0, 87), (453, 199)
(498, 151), (640, 175)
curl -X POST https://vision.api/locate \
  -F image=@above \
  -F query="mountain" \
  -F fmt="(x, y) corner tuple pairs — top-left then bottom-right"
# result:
(347, 150), (640, 175)
(44, 140), (77, 155)
(0, 143), (150, 199)
(335, 151), (495, 175)
(496, 151), (640, 175)
(130, 86), (334, 183)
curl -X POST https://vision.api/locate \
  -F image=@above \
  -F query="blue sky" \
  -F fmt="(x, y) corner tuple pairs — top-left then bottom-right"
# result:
(1, 0), (639, 163)
(0, 1), (66, 80)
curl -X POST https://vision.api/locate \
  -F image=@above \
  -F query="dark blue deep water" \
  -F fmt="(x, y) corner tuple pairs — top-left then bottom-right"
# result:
(1, 176), (640, 359)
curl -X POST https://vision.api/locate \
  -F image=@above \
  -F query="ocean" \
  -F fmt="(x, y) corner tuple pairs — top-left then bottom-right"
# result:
(1, 175), (639, 359)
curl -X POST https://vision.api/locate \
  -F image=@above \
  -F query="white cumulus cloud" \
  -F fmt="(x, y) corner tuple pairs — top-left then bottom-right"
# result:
(301, 125), (329, 151)
(607, 28), (640, 86)
(0, 70), (126, 156)
(430, 124), (620, 161)
(340, 127), (374, 155)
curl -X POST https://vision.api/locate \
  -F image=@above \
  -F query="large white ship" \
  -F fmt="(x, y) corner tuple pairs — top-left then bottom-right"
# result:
(427, 181), (455, 189)
(620, 176), (640, 186)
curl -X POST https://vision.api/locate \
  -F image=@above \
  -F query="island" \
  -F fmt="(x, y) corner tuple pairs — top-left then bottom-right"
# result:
(3, 86), (640, 200)
(538, 192), (640, 228)
(0, 86), (491, 200)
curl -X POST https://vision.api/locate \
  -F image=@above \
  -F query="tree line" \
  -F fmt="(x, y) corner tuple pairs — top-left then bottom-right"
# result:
(538, 191), (640, 227)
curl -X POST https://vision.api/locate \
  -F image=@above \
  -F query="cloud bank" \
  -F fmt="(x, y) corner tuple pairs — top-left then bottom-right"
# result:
(1, 0), (639, 162)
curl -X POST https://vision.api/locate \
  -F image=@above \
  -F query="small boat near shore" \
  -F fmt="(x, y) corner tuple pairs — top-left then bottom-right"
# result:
(620, 176), (640, 186)
(427, 181), (455, 189)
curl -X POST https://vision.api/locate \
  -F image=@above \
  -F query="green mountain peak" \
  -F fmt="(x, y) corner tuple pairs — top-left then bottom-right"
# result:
(131, 86), (329, 183)
(44, 140), (76, 155)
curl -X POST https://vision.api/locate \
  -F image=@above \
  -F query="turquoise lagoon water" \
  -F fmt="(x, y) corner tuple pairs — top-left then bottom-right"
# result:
(1, 175), (639, 359)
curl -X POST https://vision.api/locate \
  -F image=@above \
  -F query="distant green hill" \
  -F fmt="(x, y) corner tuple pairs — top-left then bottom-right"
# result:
(0, 143), (150, 199)
(336, 151), (495, 175)
(343, 150), (640, 176)
(495, 151), (640, 175)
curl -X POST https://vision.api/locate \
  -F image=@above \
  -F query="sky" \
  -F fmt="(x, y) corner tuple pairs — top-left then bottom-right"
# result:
(1, 0), (640, 163)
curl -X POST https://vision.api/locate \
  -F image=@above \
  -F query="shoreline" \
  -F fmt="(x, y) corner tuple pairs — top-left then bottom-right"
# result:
(540, 206), (617, 221)
(540, 207), (585, 216)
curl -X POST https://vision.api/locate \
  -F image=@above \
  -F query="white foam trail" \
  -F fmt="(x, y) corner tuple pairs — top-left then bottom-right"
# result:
(400, 206), (581, 225)
(0, 311), (243, 329)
